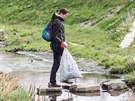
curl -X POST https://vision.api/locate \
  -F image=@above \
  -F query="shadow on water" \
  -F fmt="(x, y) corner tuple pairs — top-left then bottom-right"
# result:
(1, 51), (135, 101)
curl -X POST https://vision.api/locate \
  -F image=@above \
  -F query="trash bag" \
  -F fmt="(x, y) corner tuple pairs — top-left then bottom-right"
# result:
(60, 48), (82, 82)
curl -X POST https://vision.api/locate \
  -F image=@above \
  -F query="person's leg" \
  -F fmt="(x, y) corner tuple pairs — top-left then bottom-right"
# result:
(49, 51), (61, 84)
(48, 47), (63, 87)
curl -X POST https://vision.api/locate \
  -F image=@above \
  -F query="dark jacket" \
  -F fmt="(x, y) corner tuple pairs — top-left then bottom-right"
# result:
(50, 13), (65, 49)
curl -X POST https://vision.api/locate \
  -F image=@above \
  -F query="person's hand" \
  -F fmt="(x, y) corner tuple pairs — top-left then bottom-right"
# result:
(63, 42), (68, 47)
(60, 42), (65, 48)
(60, 42), (68, 48)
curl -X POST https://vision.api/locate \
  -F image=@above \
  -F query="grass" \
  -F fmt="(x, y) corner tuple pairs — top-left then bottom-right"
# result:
(0, 72), (30, 101)
(6, 89), (30, 101)
(125, 71), (135, 85)
(110, 59), (135, 86)
(0, 0), (133, 25)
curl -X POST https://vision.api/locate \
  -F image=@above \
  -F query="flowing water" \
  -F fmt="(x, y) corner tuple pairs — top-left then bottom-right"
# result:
(0, 51), (135, 101)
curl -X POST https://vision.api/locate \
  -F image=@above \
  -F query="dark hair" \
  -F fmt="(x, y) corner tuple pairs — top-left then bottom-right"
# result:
(58, 8), (69, 15)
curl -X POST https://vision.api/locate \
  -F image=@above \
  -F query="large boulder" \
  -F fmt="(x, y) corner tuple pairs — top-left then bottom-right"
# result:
(101, 79), (127, 91)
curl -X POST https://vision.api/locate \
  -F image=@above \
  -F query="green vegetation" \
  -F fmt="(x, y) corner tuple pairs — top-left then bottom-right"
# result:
(6, 89), (30, 101)
(0, 72), (30, 101)
(0, 89), (30, 101)
(125, 71), (135, 85)
(0, 0), (135, 85)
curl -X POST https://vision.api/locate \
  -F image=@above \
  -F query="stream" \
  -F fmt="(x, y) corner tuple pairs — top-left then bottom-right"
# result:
(0, 51), (135, 101)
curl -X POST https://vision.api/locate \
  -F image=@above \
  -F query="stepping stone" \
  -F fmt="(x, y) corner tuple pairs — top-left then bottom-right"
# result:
(61, 83), (88, 90)
(37, 87), (62, 95)
(101, 79), (127, 91)
(72, 91), (100, 96)
(69, 84), (100, 93)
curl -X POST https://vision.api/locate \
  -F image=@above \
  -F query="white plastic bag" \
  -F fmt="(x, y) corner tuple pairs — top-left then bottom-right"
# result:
(60, 48), (82, 82)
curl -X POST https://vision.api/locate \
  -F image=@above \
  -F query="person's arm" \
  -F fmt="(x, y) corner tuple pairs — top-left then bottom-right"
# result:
(51, 19), (63, 44)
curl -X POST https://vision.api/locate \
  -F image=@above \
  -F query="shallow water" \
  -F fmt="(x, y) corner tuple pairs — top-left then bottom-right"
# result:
(0, 51), (135, 101)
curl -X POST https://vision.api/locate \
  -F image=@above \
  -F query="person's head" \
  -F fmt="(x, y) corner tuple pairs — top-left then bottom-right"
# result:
(58, 8), (69, 19)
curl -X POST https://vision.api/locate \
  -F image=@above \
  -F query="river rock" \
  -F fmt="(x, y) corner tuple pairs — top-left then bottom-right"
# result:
(72, 91), (100, 96)
(108, 89), (127, 96)
(101, 79), (127, 91)
(37, 87), (62, 95)
(69, 84), (100, 93)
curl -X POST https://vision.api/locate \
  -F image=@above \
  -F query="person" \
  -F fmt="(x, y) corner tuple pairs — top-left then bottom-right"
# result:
(48, 8), (69, 88)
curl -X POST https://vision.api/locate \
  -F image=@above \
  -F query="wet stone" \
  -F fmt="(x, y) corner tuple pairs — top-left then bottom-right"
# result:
(108, 89), (128, 96)
(69, 84), (100, 93)
(37, 87), (62, 95)
(101, 79), (128, 91)
(72, 91), (100, 96)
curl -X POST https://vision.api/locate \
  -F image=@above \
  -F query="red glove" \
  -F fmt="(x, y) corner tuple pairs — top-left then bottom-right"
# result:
(60, 42), (65, 48)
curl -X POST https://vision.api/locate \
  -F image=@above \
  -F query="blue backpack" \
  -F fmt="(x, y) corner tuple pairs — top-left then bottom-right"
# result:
(42, 21), (52, 42)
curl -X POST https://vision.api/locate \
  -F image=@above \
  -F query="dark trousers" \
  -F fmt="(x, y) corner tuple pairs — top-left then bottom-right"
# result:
(50, 47), (63, 84)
